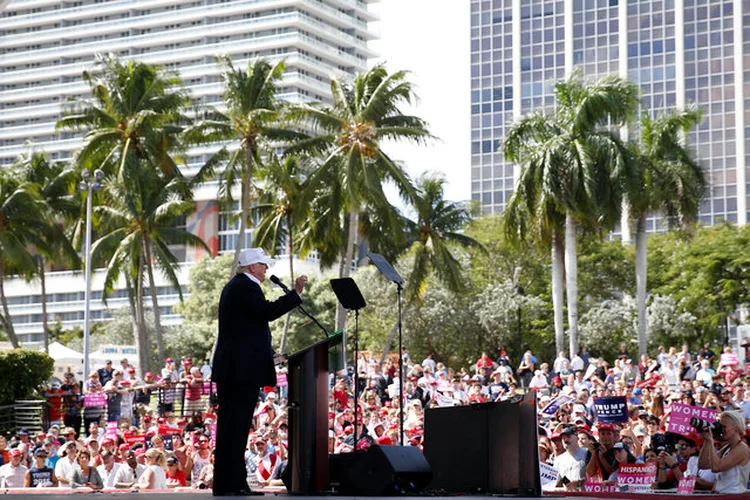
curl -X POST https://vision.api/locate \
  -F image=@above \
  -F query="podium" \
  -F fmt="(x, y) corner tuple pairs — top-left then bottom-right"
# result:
(284, 332), (344, 494)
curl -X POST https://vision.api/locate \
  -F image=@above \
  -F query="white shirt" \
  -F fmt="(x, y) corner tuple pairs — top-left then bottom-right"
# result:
(113, 463), (145, 487)
(553, 447), (588, 482)
(685, 455), (716, 484)
(0, 462), (28, 488)
(97, 462), (121, 488)
(570, 356), (584, 372)
(243, 272), (262, 285)
(54, 456), (79, 488)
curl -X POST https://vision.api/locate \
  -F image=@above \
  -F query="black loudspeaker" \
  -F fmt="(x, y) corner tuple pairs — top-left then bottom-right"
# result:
(339, 445), (433, 495)
(424, 391), (541, 496)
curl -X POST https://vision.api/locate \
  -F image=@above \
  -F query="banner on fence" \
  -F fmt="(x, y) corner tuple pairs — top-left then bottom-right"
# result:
(677, 477), (696, 495)
(583, 482), (617, 493)
(617, 463), (656, 493)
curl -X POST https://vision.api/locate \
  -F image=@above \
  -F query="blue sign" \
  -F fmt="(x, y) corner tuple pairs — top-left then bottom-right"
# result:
(594, 396), (628, 423)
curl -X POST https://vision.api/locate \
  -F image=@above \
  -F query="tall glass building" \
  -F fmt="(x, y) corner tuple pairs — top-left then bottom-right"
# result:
(470, 0), (748, 233)
(0, 0), (376, 346)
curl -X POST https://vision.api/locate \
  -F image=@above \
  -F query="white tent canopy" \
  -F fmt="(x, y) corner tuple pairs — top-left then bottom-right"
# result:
(48, 341), (83, 379)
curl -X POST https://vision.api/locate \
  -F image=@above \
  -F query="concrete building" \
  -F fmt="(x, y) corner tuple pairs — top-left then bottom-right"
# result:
(470, 0), (748, 234)
(0, 0), (377, 346)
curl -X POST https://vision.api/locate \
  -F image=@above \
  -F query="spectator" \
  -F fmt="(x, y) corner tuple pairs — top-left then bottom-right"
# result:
(54, 441), (79, 488)
(133, 448), (167, 490)
(165, 455), (186, 487)
(253, 438), (281, 487)
(186, 435), (212, 485)
(44, 381), (65, 428)
(0, 448), (27, 488)
(695, 360), (715, 386)
(114, 450), (145, 488)
(97, 451), (120, 488)
(69, 449), (103, 490)
(698, 410), (750, 494)
(98, 361), (114, 386)
(25, 447), (57, 487)
(181, 367), (205, 415)
(83, 372), (104, 436)
(62, 381), (83, 437)
(606, 441), (638, 483)
(553, 426), (588, 490)
(517, 352), (534, 389)
(193, 450), (215, 489)
(0, 435), (9, 465)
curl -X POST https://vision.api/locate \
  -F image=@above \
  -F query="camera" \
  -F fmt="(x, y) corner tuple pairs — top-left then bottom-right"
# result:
(651, 433), (673, 454)
(690, 417), (723, 438)
(198, 483), (208, 490)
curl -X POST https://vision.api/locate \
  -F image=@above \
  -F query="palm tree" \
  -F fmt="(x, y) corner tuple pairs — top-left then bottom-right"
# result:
(626, 106), (706, 356)
(183, 57), (304, 277)
(57, 54), (189, 183)
(503, 70), (639, 357)
(91, 168), (210, 372)
(378, 173), (484, 365)
(14, 151), (81, 352)
(251, 153), (313, 353)
(0, 171), (47, 348)
(293, 64), (432, 332)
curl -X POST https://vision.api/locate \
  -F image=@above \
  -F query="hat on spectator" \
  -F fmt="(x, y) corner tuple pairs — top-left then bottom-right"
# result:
(266, 392), (277, 400)
(58, 441), (81, 457)
(128, 366), (135, 373)
(10, 448), (23, 457)
(238, 248), (275, 267)
(177, 418), (187, 425)
(63, 427), (76, 436)
(560, 425), (577, 436)
(37, 432), (46, 439)
(597, 422), (615, 432)
(51, 381), (61, 389)
(166, 456), (179, 464)
(166, 357), (174, 363)
(612, 441), (630, 452)
(677, 431), (703, 448)
(33, 448), (47, 457)
(144, 372), (153, 378)
(549, 431), (562, 440)
(632, 387), (642, 395)
(18, 428), (29, 436)
(633, 426), (648, 437)
(101, 438), (115, 446)
(376, 436), (393, 446)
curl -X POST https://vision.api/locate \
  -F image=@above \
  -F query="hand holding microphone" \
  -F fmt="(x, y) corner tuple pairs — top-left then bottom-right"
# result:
(270, 274), (308, 294)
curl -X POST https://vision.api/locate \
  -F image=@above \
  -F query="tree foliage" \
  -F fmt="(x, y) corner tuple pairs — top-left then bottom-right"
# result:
(0, 349), (54, 405)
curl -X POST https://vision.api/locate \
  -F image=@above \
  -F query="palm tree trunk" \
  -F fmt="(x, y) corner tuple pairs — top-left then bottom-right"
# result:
(564, 212), (579, 358)
(231, 145), (255, 278)
(39, 259), (49, 353)
(635, 213), (648, 357)
(135, 254), (151, 374)
(279, 214), (294, 354)
(379, 302), (413, 367)
(551, 230), (565, 356)
(335, 209), (358, 332)
(144, 239), (165, 362)
(125, 273), (139, 342)
(0, 258), (21, 348)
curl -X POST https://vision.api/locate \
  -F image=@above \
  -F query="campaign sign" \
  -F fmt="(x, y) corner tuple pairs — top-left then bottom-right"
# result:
(539, 462), (558, 489)
(667, 403), (718, 435)
(677, 477), (696, 495)
(145, 434), (173, 450)
(583, 482), (617, 493)
(106, 421), (118, 440)
(617, 463), (656, 493)
(720, 352), (739, 366)
(123, 431), (145, 446)
(208, 423), (217, 447)
(593, 396), (628, 423)
(542, 395), (575, 416)
(84, 392), (107, 408)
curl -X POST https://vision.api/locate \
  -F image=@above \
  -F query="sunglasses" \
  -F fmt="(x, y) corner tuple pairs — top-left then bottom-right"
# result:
(676, 444), (692, 450)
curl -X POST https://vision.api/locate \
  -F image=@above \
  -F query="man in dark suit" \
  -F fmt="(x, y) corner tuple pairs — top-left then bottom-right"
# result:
(212, 248), (307, 496)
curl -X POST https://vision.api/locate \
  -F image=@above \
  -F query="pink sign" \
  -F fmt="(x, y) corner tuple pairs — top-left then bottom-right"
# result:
(208, 423), (217, 447)
(668, 403), (718, 435)
(721, 353), (739, 366)
(583, 482), (617, 493)
(106, 422), (118, 440)
(276, 373), (288, 387)
(677, 477), (696, 495)
(617, 463), (657, 492)
(84, 392), (107, 408)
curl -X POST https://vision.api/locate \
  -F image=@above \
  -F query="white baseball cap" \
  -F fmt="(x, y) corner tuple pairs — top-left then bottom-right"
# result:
(238, 248), (275, 267)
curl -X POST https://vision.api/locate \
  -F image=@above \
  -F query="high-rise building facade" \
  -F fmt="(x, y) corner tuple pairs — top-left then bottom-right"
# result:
(470, 0), (748, 233)
(0, 0), (376, 346)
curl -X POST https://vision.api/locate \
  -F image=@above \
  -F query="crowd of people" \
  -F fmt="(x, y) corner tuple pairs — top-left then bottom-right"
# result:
(0, 341), (749, 494)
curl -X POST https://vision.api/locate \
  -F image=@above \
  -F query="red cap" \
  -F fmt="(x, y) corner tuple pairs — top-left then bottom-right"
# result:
(10, 449), (23, 457)
(144, 372), (153, 378)
(597, 422), (615, 432)
(128, 367), (135, 373)
(118, 443), (130, 452)
(135, 447), (146, 456)
(376, 436), (393, 446)
(343, 426), (353, 435)
(37, 432), (46, 438)
(157, 417), (166, 424)
(177, 418), (187, 425)
(102, 438), (115, 446)
(550, 431), (562, 439)
(166, 357), (174, 363)
(143, 415), (152, 422)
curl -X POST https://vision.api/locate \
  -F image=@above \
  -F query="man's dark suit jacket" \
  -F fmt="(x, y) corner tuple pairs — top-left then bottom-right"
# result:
(212, 273), (301, 386)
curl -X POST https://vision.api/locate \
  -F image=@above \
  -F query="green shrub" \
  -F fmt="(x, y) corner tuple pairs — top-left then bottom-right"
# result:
(0, 349), (54, 405)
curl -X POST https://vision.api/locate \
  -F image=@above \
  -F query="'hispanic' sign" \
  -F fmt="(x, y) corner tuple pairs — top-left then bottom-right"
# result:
(594, 396), (628, 423)
(617, 463), (656, 493)
(667, 403), (717, 435)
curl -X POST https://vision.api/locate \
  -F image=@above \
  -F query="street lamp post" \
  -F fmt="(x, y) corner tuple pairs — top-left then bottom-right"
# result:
(515, 285), (524, 360)
(78, 169), (104, 382)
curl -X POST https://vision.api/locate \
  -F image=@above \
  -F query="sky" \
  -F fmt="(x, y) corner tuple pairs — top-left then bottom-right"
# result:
(368, 1), (471, 203)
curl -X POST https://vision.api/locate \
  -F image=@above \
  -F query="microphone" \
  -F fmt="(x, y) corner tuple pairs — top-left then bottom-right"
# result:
(269, 275), (291, 293)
